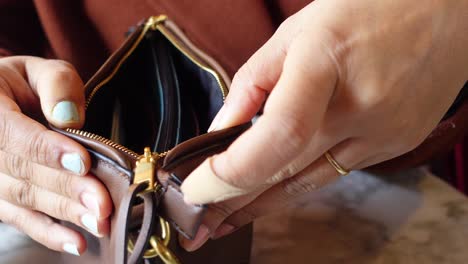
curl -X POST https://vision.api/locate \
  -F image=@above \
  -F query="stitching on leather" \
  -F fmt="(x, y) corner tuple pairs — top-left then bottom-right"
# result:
(164, 184), (204, 237)
(96, 158), (131, 183)
(167, 219), (192, 239)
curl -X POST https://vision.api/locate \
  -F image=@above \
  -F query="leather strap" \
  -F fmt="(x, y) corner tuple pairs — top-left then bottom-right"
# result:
(115, 182), (156, 264)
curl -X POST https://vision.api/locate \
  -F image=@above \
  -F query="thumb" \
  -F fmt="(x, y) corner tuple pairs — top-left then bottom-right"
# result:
(24, 57), (86, 129)
(208, 17), (300, 132)
(182, 30), (338, 205)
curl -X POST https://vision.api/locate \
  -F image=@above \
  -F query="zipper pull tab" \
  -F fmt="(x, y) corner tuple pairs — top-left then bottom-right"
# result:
(134, 147), (158, 192)
(147, 15), (167, 30)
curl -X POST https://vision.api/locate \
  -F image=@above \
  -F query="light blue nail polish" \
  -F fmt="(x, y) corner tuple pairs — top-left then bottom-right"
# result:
(61, 153), (84, 174)
(63, 243), (80, 256)
(52, 101), (79, 123)
(81, 213), (100, 236)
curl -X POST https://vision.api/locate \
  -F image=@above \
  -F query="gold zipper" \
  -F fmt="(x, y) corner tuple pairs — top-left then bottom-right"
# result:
(65, 128), (140, 159)
(85, 15), (228, 109)
(134, 147), (159, 192)
(67, 15), (224, 175)
(155, 25), (229, 99)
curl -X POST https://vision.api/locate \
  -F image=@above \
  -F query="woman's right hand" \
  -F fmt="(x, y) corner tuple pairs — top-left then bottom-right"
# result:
(0, 56), (112, 256)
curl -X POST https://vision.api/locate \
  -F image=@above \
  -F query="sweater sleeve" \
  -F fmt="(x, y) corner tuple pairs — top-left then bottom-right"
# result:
(0, 0), (47, 57)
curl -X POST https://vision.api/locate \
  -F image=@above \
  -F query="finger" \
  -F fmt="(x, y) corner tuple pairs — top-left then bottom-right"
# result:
(0, 150), (112, 219)
(208, 15), (301, 131)
(182, 32), (338, 204)
(0, 108), (91, 175)
(0, 199), (86, 256)
(21, 57), (86, 128)
(181, 138), (364, 250)
(179, 189), (265, 252)
(0, 173), (109, 237)
(218, 139), (369, 232)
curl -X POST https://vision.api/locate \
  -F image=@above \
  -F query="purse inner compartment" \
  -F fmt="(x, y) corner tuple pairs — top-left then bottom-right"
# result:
(83, 29), (225, 153)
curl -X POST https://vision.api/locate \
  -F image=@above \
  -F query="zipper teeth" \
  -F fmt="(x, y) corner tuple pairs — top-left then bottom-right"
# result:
(71, 16), (222, 162)
(155, 25), (228, 99)
(85, 16), (166, 109)
(65, 128), (140, 159)
(66, 128), (170, 160)
(86, 15), (228, 108)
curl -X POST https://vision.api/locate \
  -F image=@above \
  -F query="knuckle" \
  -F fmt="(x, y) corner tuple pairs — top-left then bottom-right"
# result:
(46, 60), (81, 84)
(35, 217), (56, 248)
(277, 116), (310, 155)
(5, 213), (25, 231)
(55, 172), (74, 197)
(269, 162), (302, 184)
(0, 110), (12, 150)
(9, 181), (37, 209)
(53, 197), (73, 221)
(4, 154), (32, 181)
(281, 175), (319, 198)
(210, 203), (235, 218)
(26, 131), (51, 165)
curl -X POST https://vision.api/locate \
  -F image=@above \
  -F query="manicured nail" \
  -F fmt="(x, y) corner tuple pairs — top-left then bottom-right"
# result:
(180, 224), (210, 252)
(212, 224), (236, 240)
(81, 213), (100, 236)
(207, 107), (225, 132)
(181, 158), (247, 205)
(80, 192), (100, 218)
(52, 101), (80, 123)
(61, 153), (84, 174)
(63, 243), (80, 256)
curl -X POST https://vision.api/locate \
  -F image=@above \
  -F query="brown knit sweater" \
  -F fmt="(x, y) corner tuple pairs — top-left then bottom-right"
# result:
(1, 0), (466, 171)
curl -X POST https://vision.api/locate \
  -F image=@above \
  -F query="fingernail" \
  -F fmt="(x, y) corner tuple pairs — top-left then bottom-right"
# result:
(80, 192), (100, 218)
(81, 213), (100, 236)
(180, 224), (210, 252)
(212, 224), (236, 240)
(208, 107), (226, 132)
(181, 158), (247, 205)
(63, 243), (80, 256)
(61, 153), (84, 174)
(52, 101), (80, 123)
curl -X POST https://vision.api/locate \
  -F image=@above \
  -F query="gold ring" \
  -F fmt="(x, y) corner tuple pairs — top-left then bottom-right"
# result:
(325, 151), (350, 176)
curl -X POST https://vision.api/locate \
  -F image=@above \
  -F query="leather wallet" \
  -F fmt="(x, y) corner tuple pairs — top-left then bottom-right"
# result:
(53, 15), (252, 264)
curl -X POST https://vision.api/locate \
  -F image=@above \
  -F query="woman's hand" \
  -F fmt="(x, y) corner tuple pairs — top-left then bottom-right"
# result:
(179, 0), (468, 250)
(0, 56), (112, 255)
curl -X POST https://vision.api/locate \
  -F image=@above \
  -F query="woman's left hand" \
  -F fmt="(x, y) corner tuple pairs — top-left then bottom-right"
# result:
(179, 0), (468, 251)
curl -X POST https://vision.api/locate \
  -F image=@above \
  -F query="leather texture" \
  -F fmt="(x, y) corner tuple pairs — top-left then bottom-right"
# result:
(55, 16), (253, 264)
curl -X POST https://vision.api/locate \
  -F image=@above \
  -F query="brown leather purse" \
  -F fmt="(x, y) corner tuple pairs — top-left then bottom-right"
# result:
(53, 15), (252, 264)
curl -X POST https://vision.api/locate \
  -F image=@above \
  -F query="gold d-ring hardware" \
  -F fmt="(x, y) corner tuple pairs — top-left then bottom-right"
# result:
(127, 217), (179, 262)
(127, 147), (180, 263)
(149, 235), (182, 263)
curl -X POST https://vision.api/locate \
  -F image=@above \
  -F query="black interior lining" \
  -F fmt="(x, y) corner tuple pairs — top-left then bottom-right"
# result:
(83, 29), (224, 154)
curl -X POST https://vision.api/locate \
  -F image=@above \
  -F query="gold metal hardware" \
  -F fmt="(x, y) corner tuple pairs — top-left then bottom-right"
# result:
(127, 218), (173, 259)
(67, 15), (228, 263)
(127, 148), (180, 263)
(64, 128), (140, 159)
(149, 236), (181, 264)
(134, 147), (157, 192)
(85, 14), (228, 109)
(155, 25), (228, 99)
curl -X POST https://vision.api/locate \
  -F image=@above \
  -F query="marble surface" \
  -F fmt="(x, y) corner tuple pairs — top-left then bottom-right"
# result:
(2, 169), (468, 263)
